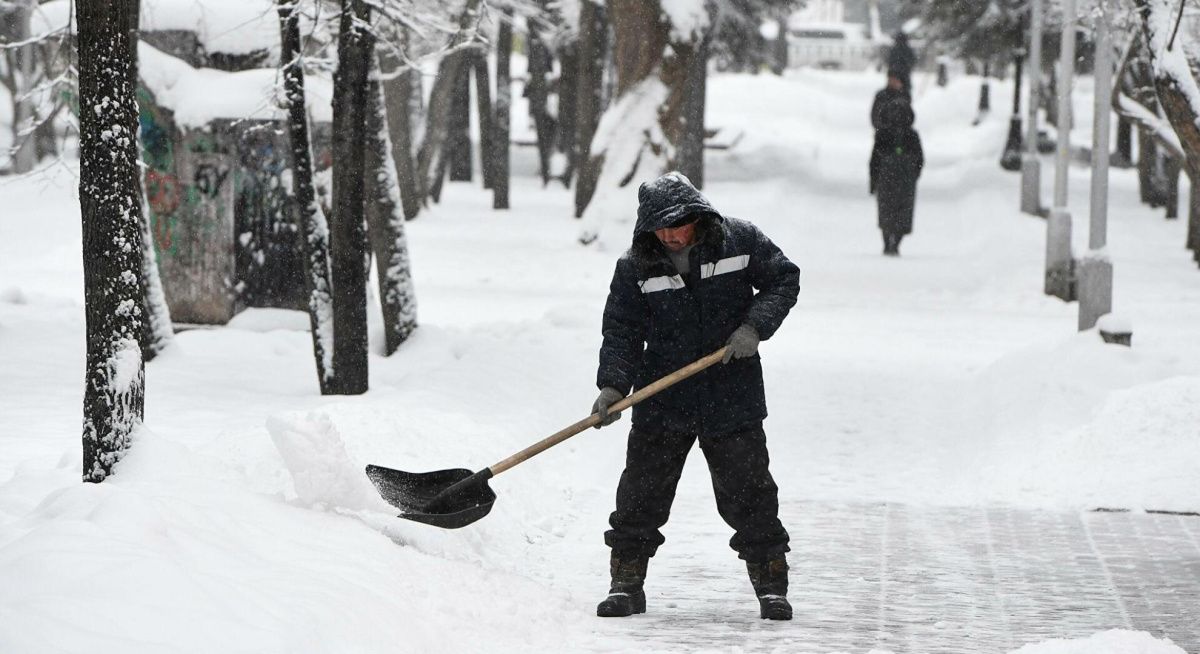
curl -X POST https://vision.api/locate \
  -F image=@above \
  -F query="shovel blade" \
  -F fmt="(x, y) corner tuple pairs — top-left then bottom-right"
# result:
(365, 464), (496, 529)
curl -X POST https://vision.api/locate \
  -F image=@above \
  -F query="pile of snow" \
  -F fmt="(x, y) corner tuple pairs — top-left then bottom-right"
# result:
(32, 0), (290, 57)
(1010, 629), (1187, 654)
(138, 43), (332, 129)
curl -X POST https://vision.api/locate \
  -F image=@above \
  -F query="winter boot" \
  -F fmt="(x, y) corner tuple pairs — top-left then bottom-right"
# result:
(747, 556), (792, 620)
(596, 553), (648, 617)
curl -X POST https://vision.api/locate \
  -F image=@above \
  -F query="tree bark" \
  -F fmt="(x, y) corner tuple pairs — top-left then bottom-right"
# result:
(77, 0), (146, 481)
(381, 31), (421, 220)
(527, 16), (556, 184)
(557, 42), (580, 185)
(473, 51), (494, 190)
(366, 56), (418, 355)
(1134, 0), (1200, 257)
(573, 0), (608, 217)
(415, 0), (483, 205)
(9, 0), (37, 173)
(1115, 115), (1133, 166)
(279, 0), (335, 393)
(329, 0), (373, 394)
(447, 62), (473, 182)
(672, 37), (707, 188)
(493, 10), (512, 210)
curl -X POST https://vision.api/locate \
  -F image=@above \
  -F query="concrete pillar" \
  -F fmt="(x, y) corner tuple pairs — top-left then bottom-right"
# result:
(1080, 10), (1114, 331)
(1046, 0), (1075, 301)
(1021, 0), (1044, 215)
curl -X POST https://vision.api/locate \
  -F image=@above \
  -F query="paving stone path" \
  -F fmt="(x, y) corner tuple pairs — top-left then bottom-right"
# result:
(588, 501), (1200, 653)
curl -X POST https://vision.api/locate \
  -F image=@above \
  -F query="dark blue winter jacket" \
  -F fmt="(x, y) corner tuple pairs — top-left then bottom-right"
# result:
(597, 173), (800, 436)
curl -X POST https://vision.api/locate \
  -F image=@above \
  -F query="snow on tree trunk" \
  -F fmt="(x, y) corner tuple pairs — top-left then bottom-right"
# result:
(329, 0), (374, 394)
(493, 10), (513, 210)
(278, 0), (335, 394)
(127, 0), (173, 362)
(137, 195), (174, 361)
(366, 57), (418, 356)
(77, 0), (146, 482)
(577, 77), (670, 245)
(1133, 0), (1200, 259)
(578, 0), (709, 246)
(573, 0), (608, 217)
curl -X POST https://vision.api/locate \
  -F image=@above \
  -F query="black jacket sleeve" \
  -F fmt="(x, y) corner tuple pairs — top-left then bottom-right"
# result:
(743, 224), (800, 340)
(597, 255), (649, 394)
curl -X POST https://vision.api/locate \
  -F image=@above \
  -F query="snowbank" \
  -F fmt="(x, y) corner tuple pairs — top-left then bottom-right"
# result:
(138, 43), (332, 129)
(32, 0), (288, 56)
(1010, 629), (1187, 654)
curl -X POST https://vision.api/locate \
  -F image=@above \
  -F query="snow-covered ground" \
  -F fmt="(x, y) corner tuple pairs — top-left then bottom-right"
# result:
(1, 69), (1198, 653)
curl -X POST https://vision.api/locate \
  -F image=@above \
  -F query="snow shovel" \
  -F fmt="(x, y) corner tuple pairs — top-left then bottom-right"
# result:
(365, 346), (729, 529)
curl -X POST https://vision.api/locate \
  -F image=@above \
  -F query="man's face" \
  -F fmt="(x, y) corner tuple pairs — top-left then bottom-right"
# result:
(887, 76), (903, 90)
(655, 222), (697, 252)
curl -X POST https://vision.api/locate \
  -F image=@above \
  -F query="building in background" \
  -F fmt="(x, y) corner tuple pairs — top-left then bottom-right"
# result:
(786, 0), (887, 71)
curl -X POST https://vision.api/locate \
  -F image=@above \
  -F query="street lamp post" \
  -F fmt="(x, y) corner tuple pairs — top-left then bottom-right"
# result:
(1046, 0), (1076, 301)
(1000, 37), (1026, 171)
(1079, 8), (1114, 330)
(1021, 0), (1044, 215)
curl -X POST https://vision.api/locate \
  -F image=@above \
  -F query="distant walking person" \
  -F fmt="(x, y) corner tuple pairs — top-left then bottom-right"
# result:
(871, 71), (909, 130)
(887, 32), (916, 92)
(869, 100), (923, 256)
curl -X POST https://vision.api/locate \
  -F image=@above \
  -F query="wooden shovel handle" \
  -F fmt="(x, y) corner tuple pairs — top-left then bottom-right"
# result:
(487, 347), (729, 476)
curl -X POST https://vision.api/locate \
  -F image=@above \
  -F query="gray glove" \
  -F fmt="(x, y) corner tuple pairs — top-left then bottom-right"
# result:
(723, 324), (760, 363)
(591, 387), (625, 428)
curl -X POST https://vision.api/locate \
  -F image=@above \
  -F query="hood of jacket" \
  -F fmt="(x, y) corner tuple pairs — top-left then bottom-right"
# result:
(634, 172), (721, 235)
(630, 172), (724, 265)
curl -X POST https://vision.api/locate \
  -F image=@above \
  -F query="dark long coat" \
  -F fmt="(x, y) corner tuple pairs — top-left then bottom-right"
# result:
(597, 173), (800, 437)
(869, 102), (924, 236)
(871, 86), (909, 129)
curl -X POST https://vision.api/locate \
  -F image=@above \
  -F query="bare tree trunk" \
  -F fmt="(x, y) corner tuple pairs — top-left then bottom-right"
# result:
(381, 31), (421, 221)
(673, 37), (707, 188)
(1138, 129), (1162, 205)
(573, 0), (608, 216)
(415, 0), (483, 205)
(279, 0), (335, 393)
(329, 0), (374, 395)
(493, 10), (512, 210)
(1114, 115), (1133, 167)
(557, 43), (580, 185)
(1165, 154), (1182, 219)
(366, 56), (417, 355)
(447, 63), (473, 182)
(473, 51), (494, 190)
(527, 16), (556, 184)
(77, 0), (145, 481)
(9, 0), (37, 173)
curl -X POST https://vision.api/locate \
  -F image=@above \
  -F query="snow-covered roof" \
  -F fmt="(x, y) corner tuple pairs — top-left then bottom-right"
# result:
(33, 0), (287, 56)
(139, 43), (332, 129)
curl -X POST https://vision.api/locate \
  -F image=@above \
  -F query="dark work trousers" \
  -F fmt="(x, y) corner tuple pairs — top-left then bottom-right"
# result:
(605, 422), (790, 563)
